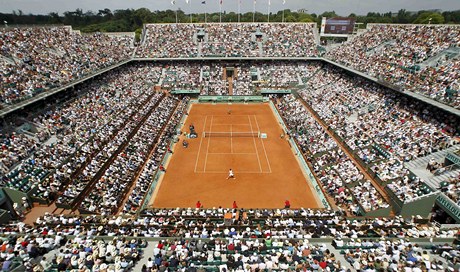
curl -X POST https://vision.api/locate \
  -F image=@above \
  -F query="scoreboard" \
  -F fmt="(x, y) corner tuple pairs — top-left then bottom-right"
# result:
(321, 17), (356, 35)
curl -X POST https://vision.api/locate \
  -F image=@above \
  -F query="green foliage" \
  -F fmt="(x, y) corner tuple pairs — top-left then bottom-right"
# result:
(413, 12), (445, 24)
(0, 7), (458, 34)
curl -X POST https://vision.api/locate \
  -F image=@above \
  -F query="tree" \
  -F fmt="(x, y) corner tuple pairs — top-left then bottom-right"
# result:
(396, 9), (411, 23)
(97, 8), (113, 19)
(48, 12), (61, 24)
(442, 10), (460, 24)
(320, 11), (337, 19)
(413, 12), (445, 24)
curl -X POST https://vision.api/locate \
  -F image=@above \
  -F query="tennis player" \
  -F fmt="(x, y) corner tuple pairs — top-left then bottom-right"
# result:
(227, 169), (236, 180)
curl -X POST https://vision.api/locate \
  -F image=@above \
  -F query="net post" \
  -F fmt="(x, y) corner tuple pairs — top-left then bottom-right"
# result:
(203, 132), (206, 138)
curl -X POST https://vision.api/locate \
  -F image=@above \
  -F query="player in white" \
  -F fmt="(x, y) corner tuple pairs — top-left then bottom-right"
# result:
(227, 169), (236, 180)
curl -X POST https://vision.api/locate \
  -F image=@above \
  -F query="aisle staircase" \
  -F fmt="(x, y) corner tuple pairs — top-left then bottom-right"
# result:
(404, 145), (460, 190)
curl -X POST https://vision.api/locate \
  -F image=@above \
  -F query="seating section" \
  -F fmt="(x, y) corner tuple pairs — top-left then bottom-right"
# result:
(0, 26), (134, 105)
(297, 65), (459, 203)
(327, 24), (460, 109)
(276, 95), (390, 215)
(2, 64), (164, 200)
(137, 23), (318, 58)
(0, 212), (458, 271)
(335, 237), (455, 271)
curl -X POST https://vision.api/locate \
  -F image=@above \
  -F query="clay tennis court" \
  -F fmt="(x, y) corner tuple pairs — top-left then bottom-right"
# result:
(150, 103), (322, 209)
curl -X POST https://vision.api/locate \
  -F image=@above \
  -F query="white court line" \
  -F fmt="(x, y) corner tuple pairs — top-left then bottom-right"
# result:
(195, 171), (272, 174)
(211, 123), (252, 126)
(207, 152), (257, 155)
(194, 115), (208, 173)
(203, 115), (214, 172)
(230, 124), (233, 153)
(248, 116), (263, 173)
(254, 115), (272, 173)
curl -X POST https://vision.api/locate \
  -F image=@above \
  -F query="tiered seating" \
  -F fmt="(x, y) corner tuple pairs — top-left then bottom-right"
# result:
(0, 26), (134, 104)
(335, 238), (453, 271)
(276, 95), (389, 215)
(79, 96), (179, 215)
(122, 97), (190, 214)
(297, 66), (459, 203)
(327, 24), (460, 108)
(137, 23), (318, 58)
(2, 64), (163, 201)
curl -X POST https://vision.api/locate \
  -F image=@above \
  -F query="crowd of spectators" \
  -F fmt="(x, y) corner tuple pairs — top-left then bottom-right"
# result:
(276, 95), (389, 215)
(201, 24), (259, 57)
(440, 173), (460, 205)
(142, 237), (346, 271)
(0, 232), (64, 271)
(0, 229), (146, 271)
(137, 24), (199, 58)
(0, 213), (457, 271)
(0, 132), (42, 175)
(232, 64), (254, 95)
(335, 237), (453, 271)
(79, 96), (179, 215)
(8, 208), (451, 239)
(326, 24), (460, 108)
(1, 26), (134, 104)
(2, 64), (163, 201)
(297, 65), (460, 203)
(137, 23), (318, 59)
(122, 97), (190, 214)
(47, 236), (145, 271)
(201, 65), (228, 95)
(54, 91), (163, 210)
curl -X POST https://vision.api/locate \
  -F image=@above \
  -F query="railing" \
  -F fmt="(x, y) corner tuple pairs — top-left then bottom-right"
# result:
(436, 194), (460, 222)
(434, 163), (460, 176)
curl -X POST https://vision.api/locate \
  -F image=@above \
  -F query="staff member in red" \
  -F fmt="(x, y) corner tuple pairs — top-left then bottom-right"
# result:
(232, 201), (238, 209)
(284, 199), (291, 209)
(196, 200), (202, 208)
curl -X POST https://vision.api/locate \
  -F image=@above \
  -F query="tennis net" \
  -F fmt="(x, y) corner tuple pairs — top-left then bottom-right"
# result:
(203, 131), (260, 138)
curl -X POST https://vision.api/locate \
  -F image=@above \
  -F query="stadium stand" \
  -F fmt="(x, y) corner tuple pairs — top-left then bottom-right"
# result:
(297, 65), (459, 204)
(326, 24), (460, 109)
(0, 26), (134, 105)
(1, 22), (460, 272)
(137, 23), (318, 58)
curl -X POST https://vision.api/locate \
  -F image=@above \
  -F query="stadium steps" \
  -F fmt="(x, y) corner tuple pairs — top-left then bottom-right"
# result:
(0, 55), (16, 65)
(297, 73), (304, 86)
(365, 40), (396, 56)
(419, 47), (460, 69)
(197, 41), (203, 57)
(301, 65), (324, 85)
(228, 77), (233, 95)
(404, 145), (460, 189)
(131, 241), (158, 271)
(257, 41), (263, 56)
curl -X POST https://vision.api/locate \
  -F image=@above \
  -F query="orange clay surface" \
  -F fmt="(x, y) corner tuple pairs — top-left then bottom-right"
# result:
(150, 103), (321, 209)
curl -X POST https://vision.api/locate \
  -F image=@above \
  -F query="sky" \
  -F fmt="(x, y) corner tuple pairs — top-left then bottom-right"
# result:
(0, 0), (458, 16)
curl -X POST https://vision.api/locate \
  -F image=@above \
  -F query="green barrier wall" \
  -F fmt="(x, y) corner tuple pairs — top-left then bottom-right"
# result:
(198, 95), (267, 103)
